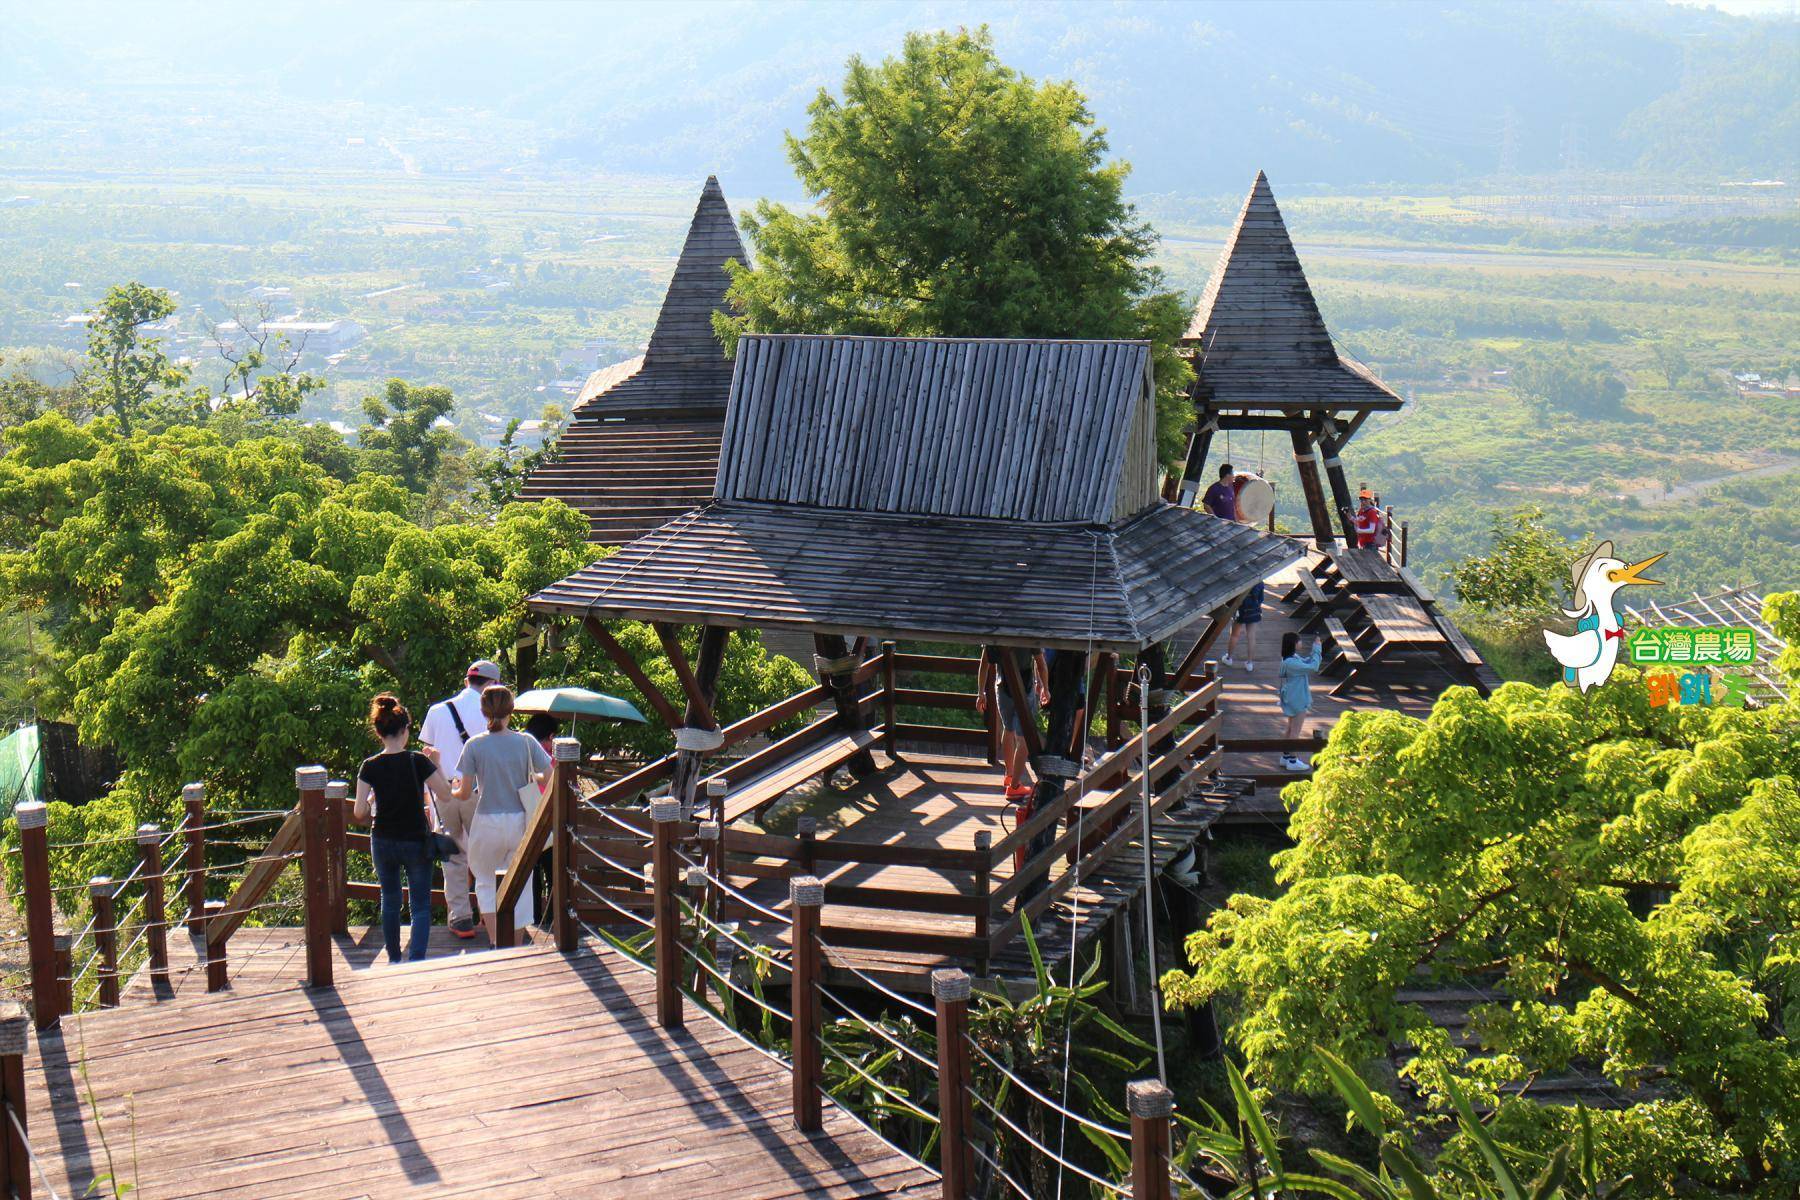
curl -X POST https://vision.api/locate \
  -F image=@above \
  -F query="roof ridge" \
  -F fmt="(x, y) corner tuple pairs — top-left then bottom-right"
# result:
(643, 175), (747, 367)
(1183, 171), (1337, 363)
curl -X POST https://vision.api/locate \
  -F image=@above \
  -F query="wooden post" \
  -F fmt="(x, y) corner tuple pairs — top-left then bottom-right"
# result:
(789, 874), (824, 1133)
(494, 870), (514, 949)
(15, 803), (58, 1031)
(203, 900), (227, 992)
(796, 816), (817, 877)
(551, 737), (581, 954)
(651, 798), (683, 1029)
(89, 877), (119, 1009)
(325, 780), (349, 936)
(881, 639), (898, 756)
(50, 933), (71, 1023)
(931, 968), (973, 1200)
(704, 778), (727, 932)
(972, 831), (992, 978)
(814, 634), (877, 778)
(298, 765), (333, 990)
(0, 1002), (29, 1200)
(1289, 428), (1336, 546)
(137, 824), (169, 983)
(182, 782), (207, 935)
(1127, 1079), (1174, 1200)
(1400, 520), (1410, 567)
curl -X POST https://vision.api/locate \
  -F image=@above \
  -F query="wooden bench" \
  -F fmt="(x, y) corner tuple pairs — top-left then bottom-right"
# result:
(721, 729), (880, 823)
(1330, 593), (1446, 697)
(1398, 566), (1436, 604)
(1427, 609), (1498, 696)
(1321, 615), (1366, 674)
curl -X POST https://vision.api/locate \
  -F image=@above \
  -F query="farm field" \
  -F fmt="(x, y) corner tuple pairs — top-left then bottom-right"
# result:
(2, 165), (1795, 592)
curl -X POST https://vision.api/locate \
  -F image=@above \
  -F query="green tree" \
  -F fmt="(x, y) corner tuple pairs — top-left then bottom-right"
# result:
(1161, 678), (1800, 1192)
(715, 27), (1194, 466)
(356, 378), (465, 496)
(77, 282), (200, 433)
(1511, 350), (1628, 421)
(1446, 507), (1577, 615)
(1647, 338), (1689, 390)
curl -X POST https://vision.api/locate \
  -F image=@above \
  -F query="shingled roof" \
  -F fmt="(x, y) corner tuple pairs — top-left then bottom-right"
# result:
(520, 177), (745, 544)
(571, 175), (745, 419)
(530, 333), (1301, 651)
(1183, 172), (1401, 412)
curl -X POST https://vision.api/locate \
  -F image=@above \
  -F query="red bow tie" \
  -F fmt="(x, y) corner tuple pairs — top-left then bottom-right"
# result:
(1604, 628), (1625, 641)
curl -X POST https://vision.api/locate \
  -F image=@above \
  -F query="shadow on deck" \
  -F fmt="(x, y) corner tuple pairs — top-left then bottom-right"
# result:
(36, 941), (936, 1199)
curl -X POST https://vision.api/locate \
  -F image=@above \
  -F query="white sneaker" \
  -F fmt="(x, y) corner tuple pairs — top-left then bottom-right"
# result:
(1281, 754), (1310, 772)
(1244, 661), (1255, 673)
(1221, 652), (1235, 667)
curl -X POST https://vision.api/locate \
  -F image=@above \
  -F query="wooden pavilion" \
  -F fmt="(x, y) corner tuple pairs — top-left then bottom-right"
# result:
(527, 333), (1301, 987)
(1176, 171), (1403, 544)
(519, 176), (746, 544)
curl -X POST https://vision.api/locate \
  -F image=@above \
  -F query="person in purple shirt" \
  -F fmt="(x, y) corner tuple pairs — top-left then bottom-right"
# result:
(1201, 463), (1238, 521)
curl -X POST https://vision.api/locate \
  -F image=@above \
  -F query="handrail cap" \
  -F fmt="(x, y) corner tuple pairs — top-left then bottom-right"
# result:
(182, 782), (205, 803)
(295, 765), (329, 790)
(789, 875), (824, 908)
(553, 737), (582, 762)
(14, 801), (46, 831)
(0, 1001), (26, 1056)
(1126, 1079), (1174, 1119)
(136, 823), (162, 846)
(930, 968), (971, 1003)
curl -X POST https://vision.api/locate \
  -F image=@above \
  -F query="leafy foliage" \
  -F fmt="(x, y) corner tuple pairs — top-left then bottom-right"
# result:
(715, 27), (1194, 467)
(1161, 671), (1800, 1193)
(1447, 508), (1580, 616)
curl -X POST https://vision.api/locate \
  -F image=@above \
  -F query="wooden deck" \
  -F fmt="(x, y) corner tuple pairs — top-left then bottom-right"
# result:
(1186, 558), (1466, 826)
(728, 752), (1222, 989)
(31, 941), (937, 1199)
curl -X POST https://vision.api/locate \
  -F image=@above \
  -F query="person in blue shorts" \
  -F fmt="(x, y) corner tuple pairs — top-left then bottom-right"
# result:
(1222, 582), (1265, 672)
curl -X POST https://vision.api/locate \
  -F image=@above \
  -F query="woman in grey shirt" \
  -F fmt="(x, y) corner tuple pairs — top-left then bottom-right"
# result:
(453, 684), (551, 944)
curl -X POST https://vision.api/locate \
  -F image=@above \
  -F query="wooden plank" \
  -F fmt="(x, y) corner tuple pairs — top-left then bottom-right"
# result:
(206, 807), (301, 946)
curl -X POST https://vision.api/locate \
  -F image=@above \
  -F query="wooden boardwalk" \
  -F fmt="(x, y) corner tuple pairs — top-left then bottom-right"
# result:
(30, 941), (937, 1199)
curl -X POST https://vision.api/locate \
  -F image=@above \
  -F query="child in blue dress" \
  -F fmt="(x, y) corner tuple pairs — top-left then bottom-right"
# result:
(1278, 632), (1321, 771)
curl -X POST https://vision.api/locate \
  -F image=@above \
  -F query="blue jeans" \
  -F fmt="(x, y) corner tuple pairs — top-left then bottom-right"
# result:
(371, 835), (434, 963)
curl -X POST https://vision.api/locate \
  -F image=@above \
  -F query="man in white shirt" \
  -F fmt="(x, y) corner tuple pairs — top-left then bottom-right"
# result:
(420, 659), (502, 938)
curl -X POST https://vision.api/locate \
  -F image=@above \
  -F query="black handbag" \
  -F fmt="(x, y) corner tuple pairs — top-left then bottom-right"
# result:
(430, 831), (461, 862)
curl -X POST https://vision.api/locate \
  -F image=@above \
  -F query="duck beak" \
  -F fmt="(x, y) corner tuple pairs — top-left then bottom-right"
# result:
(1608, 552), (1665, 587)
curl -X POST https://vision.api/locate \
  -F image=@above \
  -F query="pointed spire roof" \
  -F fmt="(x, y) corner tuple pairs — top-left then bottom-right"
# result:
(571, 176), (747, 418)
(1183, 172), (1401, 412)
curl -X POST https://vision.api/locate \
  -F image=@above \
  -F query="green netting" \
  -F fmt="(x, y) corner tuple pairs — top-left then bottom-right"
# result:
(0, 724), (42, 819)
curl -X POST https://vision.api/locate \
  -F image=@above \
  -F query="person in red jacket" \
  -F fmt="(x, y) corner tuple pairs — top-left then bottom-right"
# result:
(1353, 488), (1386, 549)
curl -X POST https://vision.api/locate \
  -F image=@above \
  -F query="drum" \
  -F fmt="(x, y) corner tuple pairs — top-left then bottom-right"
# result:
(1232, 474), (1275, 527)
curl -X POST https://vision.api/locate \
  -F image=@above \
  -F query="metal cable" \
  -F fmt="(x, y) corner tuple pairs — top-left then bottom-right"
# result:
(672, 937), (792, 1023)
(570, 875), (653, 930)
(679, 896), (791, 972)
(968, 1136), (1037, 1200)
(818, 1040), (939, 1125)
(670, 855), (794, 926)
(816, 983), (935, 1072)
(836, 962), (937, 1019)
(963, 1034), (1130, 1141)
(5, 1101), (67, 1200)
(967, 1083), (1127, 1196)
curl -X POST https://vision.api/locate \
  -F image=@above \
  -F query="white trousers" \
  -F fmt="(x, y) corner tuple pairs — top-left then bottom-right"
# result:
(466, 810), (534, 931)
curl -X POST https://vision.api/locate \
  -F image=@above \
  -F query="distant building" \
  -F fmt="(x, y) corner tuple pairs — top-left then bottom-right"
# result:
(258, 318), (365, 355)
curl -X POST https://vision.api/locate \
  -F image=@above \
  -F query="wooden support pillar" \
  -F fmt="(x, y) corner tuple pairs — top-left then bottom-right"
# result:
(1174, 599), (1239, 689)
(1178, 417), (1216, 507)
(931, 968), (973, 1200)
(1290, 428), (1336, 545)
(651, 799), (683, 1029)
(1320, 442), (1358, 543)
(1021, 651), (1087, 896)
(814, 633), (877, 778)
(15, 803), (57, 1031)
(0, 1002), (28, 1200)
(494, 869), (514, 949)
(880, 640), (898, 756)
(50, 933), (70, 1025)
(790, 875), (824, 1133)
(89, 877), (119, 1009)
(298, 765), (333, 990)
(584, 616), (683, 728)
(182, 782), (207, 935)
(1127, 1079), (1174, 1200)
(203, 900), (227, 992)
(551, 737), (580, 954)
(972, 830), (992, 977)
(137, 824), (169, 984)
(325, 780), (349, 935)
(669, 625), (730, 819)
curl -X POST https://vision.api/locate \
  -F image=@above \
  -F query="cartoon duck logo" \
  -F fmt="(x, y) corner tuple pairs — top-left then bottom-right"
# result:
(1542, 540), (1664, 692)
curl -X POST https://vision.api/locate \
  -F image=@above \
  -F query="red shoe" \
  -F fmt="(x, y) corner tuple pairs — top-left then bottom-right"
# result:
(450, 919), (478, 940)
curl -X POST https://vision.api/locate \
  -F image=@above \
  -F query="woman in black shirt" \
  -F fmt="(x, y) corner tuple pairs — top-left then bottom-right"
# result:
(353, 693), (453, 962)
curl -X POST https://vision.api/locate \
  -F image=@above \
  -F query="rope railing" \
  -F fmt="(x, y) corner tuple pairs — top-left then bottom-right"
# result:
(969, 1135), (1039, 1200)
(962, 1033), (1132, 1142)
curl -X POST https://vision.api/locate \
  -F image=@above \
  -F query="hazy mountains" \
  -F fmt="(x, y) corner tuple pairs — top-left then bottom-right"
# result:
(2, 1), (1795, 194)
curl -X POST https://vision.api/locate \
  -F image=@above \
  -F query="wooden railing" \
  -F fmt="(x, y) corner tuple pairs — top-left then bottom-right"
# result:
(549, 650), (1224, 975)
